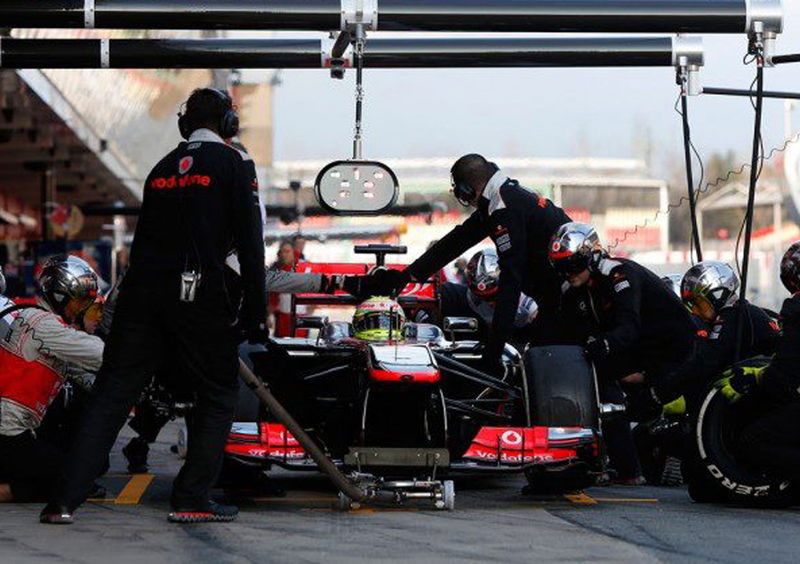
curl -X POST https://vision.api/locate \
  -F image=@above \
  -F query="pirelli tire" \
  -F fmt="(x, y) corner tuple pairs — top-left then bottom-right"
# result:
(523, 345), (600, 492)
(526, 345), (599, 429)
(694, 386), (795, 507)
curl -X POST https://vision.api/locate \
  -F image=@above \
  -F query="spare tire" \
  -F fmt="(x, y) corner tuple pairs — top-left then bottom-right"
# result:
(693, 385), (795, 507)
(525, 345), (599, 428)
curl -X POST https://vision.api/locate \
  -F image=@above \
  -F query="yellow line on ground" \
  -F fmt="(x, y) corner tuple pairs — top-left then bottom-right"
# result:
(114, 474), (155, 505)
(591, 497), (659, 503)
(563, 492), (598, 505)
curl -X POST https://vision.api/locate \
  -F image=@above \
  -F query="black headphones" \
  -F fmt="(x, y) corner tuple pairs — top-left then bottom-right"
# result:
(451, 161), (499, 206)
(178, 88), (240, 140)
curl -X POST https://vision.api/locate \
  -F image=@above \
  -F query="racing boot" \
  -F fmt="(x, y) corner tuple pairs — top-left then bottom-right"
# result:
(122, 436), (150, 474)
(167, 501), (239, 523)
(39, 503), (74, 525)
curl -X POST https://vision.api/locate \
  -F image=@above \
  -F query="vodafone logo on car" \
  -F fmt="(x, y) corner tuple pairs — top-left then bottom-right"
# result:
(501, 430), (523, 446)
(178, 156), (194, 175)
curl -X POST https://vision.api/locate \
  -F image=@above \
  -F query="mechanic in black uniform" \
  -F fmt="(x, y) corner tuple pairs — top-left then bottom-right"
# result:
(417, 248), (538, 347)
(633, 262), (779, 486)
(374, 154), (571, 373)
(40, 88), (269, 524)
(716, 242), (800, 477)
(680, 261), (780, 404)
(549, 222), (699, 420)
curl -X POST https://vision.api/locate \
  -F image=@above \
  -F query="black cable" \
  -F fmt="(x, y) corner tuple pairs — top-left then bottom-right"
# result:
(609, 124), (799, 253)
(680, 92), (703, 262)
(733, 59), (764, 362)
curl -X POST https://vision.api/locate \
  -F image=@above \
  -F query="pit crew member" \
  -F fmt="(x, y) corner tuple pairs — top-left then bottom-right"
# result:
(373, 153), (571, 373)
(42, 88), (269, 525)
(717, 242), (800, 477)
(549, 222), (698, 419)
(0, 256), (104, 503)
(680, 261), (780, 402)
(417, 248), (538, 343)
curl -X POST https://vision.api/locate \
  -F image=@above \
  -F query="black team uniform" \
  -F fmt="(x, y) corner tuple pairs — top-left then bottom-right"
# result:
(47, 128), (266, 520)
(402, 169), (570, 368)
(739, 293), (800, 475)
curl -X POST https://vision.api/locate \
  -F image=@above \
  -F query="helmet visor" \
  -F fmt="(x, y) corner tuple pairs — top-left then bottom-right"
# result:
(551, 253), (589, 279)
(354, 311), (404, 340)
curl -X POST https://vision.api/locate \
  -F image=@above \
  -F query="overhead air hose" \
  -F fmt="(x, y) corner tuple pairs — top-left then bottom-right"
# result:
(680, 86), (703, 263)
(733, 40), (766, 362)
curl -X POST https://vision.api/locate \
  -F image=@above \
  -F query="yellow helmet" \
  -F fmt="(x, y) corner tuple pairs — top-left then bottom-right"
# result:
(353, 296), (406, 341)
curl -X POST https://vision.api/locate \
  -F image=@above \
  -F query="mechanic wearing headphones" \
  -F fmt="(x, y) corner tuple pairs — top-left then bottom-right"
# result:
(716, 242), (800, 478)
(41, 88), (266, 524)
(549, 222), (699, 421)
(375, 154), (571, 374)
(42, 89), (371, 524)
(417, 248), (538, 344)
(0, 256), (104, 503)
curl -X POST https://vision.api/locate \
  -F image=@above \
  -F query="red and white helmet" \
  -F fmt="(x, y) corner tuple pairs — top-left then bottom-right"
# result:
(548, 222), (604, 279)
(466, 248), (500, 299)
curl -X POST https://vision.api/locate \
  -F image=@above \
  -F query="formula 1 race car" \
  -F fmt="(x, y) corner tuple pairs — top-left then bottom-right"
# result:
(224, 246), (605, 505)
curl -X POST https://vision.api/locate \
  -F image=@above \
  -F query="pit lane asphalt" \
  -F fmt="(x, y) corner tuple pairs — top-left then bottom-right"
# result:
(2, 421), (800, 563)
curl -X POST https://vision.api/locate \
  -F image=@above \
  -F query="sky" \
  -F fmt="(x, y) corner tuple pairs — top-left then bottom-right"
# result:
(270, 0), (800, 174)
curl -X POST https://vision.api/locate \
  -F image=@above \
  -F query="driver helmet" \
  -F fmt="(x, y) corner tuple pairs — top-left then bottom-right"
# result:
(661, 274), (683, 297)
(36, 255), (99, 323)
(466, 248), (500, 300)
(353, 296), (406, 341)
(548, 222), (604, 279)
(681, 261), (739, 321)
(780, 241), (800, 294)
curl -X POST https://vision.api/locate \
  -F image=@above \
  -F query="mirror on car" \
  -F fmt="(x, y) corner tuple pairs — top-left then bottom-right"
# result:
(295, 316), (330, 330)
(443, 317), (479, 333)
(315, 160), (399, 215)
(404, 322), (445, 344)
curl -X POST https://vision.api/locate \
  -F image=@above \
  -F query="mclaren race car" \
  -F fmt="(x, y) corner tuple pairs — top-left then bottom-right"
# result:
(224, 245), (605, 499)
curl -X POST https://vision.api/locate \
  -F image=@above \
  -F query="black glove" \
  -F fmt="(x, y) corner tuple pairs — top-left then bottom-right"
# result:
(342, 275), (372, 298)
(319, 274), (343, 294)
(371, 269), (411, 297)
(584, 336), (610, 361)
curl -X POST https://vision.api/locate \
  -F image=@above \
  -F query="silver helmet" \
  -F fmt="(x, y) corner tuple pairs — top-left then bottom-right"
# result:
(466, 248), (500, 299)
(548, 222), (603, 278)
(681, 261), (739, 319)
(661, 274), (683, 297)
(0, 265), (5, 295)
(780, 241), (800, 294)
(37, 255), (99, 322)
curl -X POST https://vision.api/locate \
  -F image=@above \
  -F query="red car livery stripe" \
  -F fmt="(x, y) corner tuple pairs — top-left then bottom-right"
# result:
(368, 368), (440, 384)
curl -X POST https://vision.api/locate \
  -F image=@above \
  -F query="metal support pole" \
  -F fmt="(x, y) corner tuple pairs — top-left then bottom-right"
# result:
(772, 53), (800, 65)
(0, 37), (702, 69)
(0, 0), (780, 34)
(702, 87), (800, 101)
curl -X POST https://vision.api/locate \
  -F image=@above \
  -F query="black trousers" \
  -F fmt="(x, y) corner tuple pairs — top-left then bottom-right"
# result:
(56, 278), (240, 510)
(739, 401), (800, 476)
(0, 431), (64, 502)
